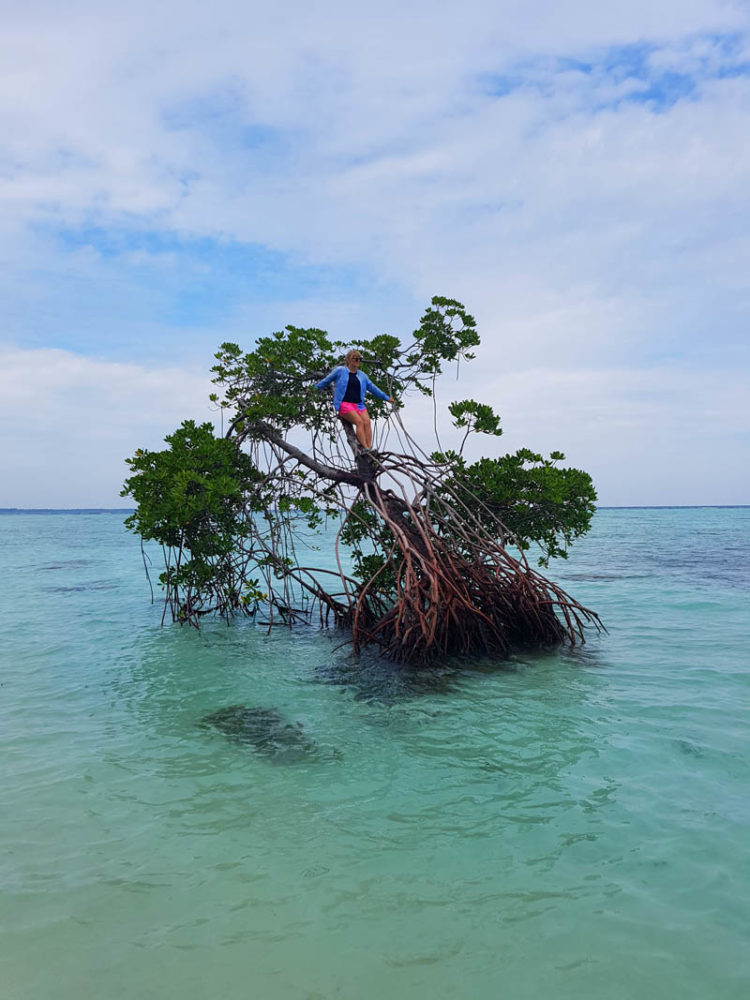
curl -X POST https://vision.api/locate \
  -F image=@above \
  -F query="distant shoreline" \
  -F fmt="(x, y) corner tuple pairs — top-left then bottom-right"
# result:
(0, 508), (136, 514)
(1, 505), (748, 514)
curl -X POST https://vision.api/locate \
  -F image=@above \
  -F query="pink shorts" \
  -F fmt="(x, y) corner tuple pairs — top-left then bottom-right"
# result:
(338, 402), (367, 416)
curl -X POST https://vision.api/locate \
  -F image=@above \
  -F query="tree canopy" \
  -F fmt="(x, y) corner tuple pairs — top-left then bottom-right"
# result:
(123, 296), (600, 664)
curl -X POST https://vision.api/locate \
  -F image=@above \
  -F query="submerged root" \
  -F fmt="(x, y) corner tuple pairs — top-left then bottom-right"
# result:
(352, 553), (600, 666)
(343, 482), (602, 666)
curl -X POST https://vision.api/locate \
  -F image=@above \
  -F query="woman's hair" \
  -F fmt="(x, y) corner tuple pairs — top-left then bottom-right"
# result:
(344, 349), (363, 364)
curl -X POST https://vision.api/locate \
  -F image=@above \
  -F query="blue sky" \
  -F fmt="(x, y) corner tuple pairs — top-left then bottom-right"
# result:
(1, 0), (749, 506)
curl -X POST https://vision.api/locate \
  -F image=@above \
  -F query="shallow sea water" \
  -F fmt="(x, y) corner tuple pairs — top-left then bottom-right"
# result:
(1, 507), (749, 999)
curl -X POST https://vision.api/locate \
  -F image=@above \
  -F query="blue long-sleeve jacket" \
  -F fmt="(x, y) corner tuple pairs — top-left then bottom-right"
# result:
(314, 366), (390, 411)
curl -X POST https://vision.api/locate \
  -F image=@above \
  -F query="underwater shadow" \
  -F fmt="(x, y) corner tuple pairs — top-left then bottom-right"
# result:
(198, 704), (340, 765)
(109, 622), (345, 769)
(311, 646), (462, 704)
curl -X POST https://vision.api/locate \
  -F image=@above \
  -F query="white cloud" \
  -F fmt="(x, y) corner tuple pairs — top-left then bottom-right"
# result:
(0, 348), (213, 507)
(0, 342), (746, 508)
(404, 362), (750, 505)
(0, 0), (749, 503)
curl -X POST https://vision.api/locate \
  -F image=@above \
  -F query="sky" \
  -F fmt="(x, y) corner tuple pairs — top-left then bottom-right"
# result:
(1, 0), (749, 507)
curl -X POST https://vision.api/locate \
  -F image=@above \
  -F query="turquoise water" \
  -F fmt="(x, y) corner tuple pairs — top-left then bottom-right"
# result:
(1, 508), (748, 999)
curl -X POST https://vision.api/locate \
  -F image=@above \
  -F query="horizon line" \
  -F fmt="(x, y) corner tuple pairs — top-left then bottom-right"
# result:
(1, 505), (748, 513)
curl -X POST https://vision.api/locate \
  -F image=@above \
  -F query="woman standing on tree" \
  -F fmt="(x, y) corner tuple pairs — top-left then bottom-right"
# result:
(314, 350), (393, 451)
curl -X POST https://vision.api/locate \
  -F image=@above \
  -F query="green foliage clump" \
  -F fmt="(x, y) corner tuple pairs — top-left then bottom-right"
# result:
(122, 420), (263, 619)
(438, 447), (597, 566)
(210, 326), (339, 434)
(209, 296), (481, 438)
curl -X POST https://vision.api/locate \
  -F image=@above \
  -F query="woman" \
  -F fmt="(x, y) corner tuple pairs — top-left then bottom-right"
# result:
(314, 350), (393, 451)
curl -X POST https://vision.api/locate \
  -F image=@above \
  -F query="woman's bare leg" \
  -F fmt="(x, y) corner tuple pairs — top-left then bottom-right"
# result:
(339, 409), (368, 448)
(361, 411), (373, 448)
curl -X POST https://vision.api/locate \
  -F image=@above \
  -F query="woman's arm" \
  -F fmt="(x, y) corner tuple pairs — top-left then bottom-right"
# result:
(314, 367), (341, 390)
(363, 375), (392, 402)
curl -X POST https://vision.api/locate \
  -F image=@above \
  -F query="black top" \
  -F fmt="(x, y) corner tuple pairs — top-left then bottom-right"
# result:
(342, 372), (362, 404)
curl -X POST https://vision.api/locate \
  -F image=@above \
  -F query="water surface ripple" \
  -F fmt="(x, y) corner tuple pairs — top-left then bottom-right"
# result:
(1, 508), (748, 999)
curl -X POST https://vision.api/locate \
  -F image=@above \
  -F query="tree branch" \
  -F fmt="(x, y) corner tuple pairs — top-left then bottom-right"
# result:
(251, 421), (364, 487)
